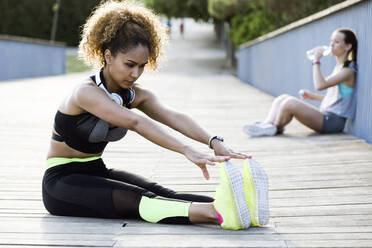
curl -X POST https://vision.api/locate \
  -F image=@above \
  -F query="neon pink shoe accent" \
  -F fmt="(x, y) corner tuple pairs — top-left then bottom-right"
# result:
(216, 210), (224, 225)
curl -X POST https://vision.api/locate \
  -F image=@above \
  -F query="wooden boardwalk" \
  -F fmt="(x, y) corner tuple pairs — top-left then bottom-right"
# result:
(1, 20), (372, 247)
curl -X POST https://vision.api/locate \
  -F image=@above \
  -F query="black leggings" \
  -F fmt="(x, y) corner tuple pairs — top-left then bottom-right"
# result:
(42, 158), (213, 219)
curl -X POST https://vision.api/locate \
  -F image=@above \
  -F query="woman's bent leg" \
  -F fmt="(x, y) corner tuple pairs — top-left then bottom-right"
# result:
(243, 94), (290, 137)
(265, 94), (291, 124)
(274, 96), (324, 132)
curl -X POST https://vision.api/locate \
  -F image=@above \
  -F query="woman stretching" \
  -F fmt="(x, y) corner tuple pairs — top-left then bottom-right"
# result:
(42, 1), (269, 230)
(243, 28), (358, 137)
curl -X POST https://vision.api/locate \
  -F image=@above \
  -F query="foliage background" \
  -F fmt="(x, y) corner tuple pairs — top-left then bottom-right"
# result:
(0, 0), (100, 46)
(143, 0), (209, 21)
(0, 0), (208, 46)
(0, 0), (345, 47)
(208, 0), (345, 46)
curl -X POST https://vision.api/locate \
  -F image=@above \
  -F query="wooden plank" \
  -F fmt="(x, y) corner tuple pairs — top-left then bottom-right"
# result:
(275, 226), (372, 234)
(0, 238), (114, 247)
(0, 218), (274, 235)
(270, 195), (372, 207)
(269, 186), (372, 198)
(272, 214), (372, 227)
(286, 240), (372, 248)
(281, 233), (372, 240)
(0, 246), (100, 248)
(113, 235), (288, 248)
(0, 233), (116, 241)
(270, 204), (372, 217)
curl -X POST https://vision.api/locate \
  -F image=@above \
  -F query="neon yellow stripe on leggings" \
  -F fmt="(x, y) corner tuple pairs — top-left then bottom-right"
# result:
(46, 156), (101, 169)
(139, 196), (191, 223)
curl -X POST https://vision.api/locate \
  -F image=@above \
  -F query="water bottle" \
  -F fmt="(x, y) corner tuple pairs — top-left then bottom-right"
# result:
(306, 45), (331, 60)
(298, 89), (305, 98)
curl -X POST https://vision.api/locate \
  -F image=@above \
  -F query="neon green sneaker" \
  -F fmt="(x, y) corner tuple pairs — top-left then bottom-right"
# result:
(243, 158), (269, 226)
(213, 161), (251, 230)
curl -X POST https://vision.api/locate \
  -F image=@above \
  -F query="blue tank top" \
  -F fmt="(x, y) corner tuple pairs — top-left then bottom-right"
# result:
(339, 83), (354, 97)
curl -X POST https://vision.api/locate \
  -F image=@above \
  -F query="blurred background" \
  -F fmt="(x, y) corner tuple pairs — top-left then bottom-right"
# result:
(1, 0), (372, 143)
(0, 0), (344, 76)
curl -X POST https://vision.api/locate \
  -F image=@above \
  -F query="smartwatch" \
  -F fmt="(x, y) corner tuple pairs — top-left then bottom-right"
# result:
(208, 136), (224, 149)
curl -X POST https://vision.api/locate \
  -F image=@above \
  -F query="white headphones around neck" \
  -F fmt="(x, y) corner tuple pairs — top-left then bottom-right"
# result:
(95, 71), (124, 106)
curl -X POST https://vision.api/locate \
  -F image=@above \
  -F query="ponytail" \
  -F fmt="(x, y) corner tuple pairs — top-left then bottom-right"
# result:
(337, 28), (358, 70)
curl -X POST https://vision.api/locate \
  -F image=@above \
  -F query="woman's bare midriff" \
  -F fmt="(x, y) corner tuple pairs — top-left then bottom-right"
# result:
(47, 133), (103, 160)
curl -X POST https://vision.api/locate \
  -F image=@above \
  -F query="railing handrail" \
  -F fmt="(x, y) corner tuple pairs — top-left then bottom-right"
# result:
(0, 34), (65, 47)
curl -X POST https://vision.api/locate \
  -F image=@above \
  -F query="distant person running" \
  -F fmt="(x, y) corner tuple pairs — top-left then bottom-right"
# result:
(243, 28), (358, 137)
(166, 19), (172, 34)
(42, 0), (269, 230)
(180, 21), (184, 36)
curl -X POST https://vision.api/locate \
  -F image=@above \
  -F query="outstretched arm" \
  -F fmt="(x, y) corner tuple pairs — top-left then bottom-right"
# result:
(136, 88), (210, 144)
(73, 84), (229, 179)
(136, 87), (249, 159)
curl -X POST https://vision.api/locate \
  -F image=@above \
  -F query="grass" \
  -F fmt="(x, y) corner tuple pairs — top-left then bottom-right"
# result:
(66, 54), (91, 73)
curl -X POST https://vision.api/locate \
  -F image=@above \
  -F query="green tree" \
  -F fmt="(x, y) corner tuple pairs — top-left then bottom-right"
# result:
(208, 0), (254, 67)
(56, 0), (100, 46)
(143, 0), (209, 21)
(208, 0), (252, 21)
(0, 0), (99, 46)
(0, 0), (54, 41)
(229, 0), (345, 46)
(231, 9), (275, 45)
(185, 0), (209, 21)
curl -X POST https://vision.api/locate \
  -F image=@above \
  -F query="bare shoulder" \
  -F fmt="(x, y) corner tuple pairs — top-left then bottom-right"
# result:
(63, 79), (102, 114)
(340, 66), (355, 75)
(337, 66), (356, 81)
(131, 84), (157, 108)
(327, 65), (356, 86)
(132, 83), (152, 96)
(73, 78), (102, 100)
(74, 77), (96, 93)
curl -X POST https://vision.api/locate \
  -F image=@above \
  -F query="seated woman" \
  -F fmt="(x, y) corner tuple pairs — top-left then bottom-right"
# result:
(243, 28), (358, 137)
(42, 0), (269, 230)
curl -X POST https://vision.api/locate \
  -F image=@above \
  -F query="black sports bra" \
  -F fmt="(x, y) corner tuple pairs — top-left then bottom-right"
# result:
(53, 111), (110, 154)
(52, 71), (135, 154)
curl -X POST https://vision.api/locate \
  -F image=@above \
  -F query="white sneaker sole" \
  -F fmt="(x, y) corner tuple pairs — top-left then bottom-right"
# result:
(223, 161), (251, 229)
(243, 124), (277, 137)
(247, 159), (270, 226)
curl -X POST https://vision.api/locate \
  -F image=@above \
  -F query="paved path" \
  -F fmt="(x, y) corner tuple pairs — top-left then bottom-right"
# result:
(1, 19), (372, 247)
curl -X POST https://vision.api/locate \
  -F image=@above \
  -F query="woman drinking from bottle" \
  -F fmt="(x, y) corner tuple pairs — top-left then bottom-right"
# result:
(243, 28), (358, 137)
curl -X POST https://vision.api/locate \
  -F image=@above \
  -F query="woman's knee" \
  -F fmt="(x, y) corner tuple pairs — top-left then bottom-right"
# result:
(279, 93), (291, 99)
(280, 96), (301, 112)
(274, 94), (291, 104)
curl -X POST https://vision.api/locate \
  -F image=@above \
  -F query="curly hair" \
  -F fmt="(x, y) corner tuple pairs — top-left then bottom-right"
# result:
(78, 0), (167, 70)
